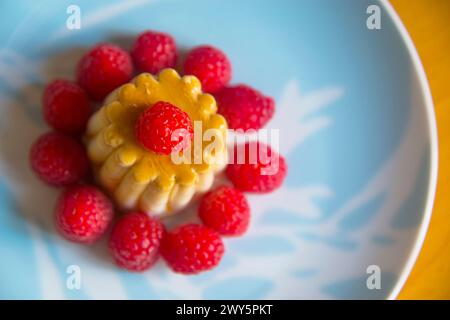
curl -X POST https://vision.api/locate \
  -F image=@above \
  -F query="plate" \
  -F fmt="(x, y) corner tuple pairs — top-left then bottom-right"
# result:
(0, 0), (437, 299)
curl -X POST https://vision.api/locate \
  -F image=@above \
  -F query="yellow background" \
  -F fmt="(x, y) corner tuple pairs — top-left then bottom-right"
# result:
(391, 0), (450, 299)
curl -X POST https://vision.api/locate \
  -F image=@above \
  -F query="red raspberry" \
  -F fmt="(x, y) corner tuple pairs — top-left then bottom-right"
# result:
(135, 101), (193, 155)
(77, 43), (133, 101)
(161, 224), (224, 274)
(131, 30), (177, 74)
(183, 45), (231, 93)
(226, 141), (287, 193)
(215, 85), (275, 130)
(43, 79), (93, 135)
(199, 186), (250, 236)
(109, 212), (165, 272)
(55, 185), (114, 244)
(29, 132), (89, 186)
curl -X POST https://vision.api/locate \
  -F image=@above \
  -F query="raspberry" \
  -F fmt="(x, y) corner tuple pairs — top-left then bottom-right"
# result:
(55, 185), (113, 244)
(109, 212), (165, 272)
(199, 186), (250, 236)
(131, 30), (177, 74)
(215, 85), (275, 130)
(135, 101), (193, 155)
(161, 224), (224, 274)
(183, 45), (231, 93)
(77, 43), (133, 101)
(43, 79), (93, 135)
(226, 141), (287, 193)
(29, 132), (89, 186)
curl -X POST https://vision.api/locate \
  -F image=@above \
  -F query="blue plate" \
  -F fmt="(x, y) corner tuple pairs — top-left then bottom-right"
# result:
(0, 0), (437, 299)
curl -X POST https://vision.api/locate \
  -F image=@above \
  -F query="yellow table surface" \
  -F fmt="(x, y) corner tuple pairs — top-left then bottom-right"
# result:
(391, 0), (450, 299)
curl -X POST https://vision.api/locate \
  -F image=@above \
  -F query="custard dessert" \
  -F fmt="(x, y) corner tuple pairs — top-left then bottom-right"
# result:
(84, 69), (228, 217)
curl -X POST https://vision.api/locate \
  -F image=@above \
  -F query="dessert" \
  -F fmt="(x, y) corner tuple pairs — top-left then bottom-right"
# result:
(84, 68), (228, 216)
(28, 30), (287, 275)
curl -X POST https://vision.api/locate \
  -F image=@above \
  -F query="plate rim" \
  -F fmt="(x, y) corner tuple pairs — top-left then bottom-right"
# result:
(380, 0), (439, 300)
